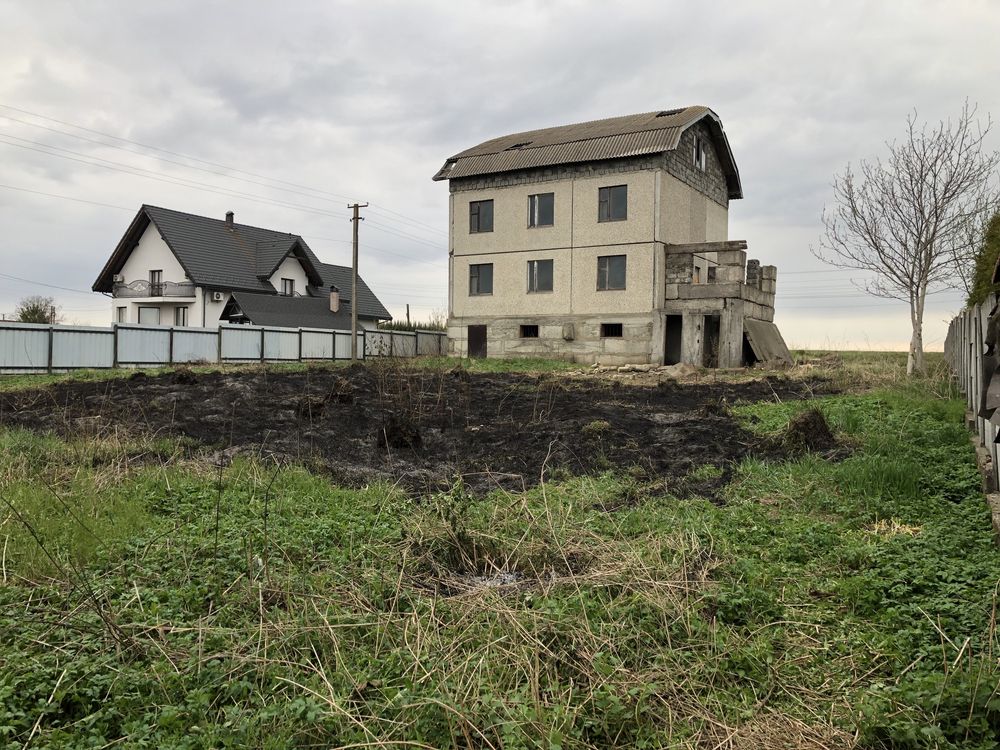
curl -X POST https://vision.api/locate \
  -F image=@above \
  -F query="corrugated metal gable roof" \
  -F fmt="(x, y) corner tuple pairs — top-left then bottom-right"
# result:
(433, 106), (742, 199)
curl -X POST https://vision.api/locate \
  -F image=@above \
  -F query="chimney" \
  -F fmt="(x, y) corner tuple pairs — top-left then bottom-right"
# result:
(329, 286), (340, 313)
(225, 210), (234, 228)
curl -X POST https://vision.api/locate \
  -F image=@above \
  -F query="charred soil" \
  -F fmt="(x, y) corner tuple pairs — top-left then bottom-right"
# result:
(0, 365), (834, 498)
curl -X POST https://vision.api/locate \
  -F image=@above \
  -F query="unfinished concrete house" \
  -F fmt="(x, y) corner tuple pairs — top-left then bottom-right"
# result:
(433, 106), (791, 366)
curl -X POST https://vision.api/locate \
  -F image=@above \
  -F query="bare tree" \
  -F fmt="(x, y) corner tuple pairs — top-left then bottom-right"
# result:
(814, 102), (1000, 374)
(14, 295), (61, 324)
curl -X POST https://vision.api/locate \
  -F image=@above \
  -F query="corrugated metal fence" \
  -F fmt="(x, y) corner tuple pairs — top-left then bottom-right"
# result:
(0, 322), (446, 373)
(945, 302), (999, 488)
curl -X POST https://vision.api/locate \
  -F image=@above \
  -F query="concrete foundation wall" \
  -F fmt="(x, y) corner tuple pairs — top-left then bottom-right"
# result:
(447, 313), (654, 365)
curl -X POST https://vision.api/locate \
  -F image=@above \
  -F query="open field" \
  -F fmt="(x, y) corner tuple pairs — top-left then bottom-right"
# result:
(1, 352), (998, 748)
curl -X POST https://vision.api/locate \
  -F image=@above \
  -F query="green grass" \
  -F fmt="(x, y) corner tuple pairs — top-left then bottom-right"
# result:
(1, 367), (998, 748)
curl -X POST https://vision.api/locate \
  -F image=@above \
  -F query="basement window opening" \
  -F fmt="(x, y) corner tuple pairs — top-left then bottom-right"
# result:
(601, 323), (623, 338)
(520, 324), (539, 338)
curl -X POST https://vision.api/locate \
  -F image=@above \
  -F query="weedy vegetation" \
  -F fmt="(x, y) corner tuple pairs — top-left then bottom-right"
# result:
(1, 352), (998, 748)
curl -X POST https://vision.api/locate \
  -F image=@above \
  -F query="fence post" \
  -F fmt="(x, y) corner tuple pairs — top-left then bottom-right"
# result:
(217, 326), (223, 364)
(362, 330), (366, 360)
(260, 327), (265, 363)
(298, 328), (303, 363)
(47, 325), (54, 374)
(112, 324), (119, 369)
(169, 326), (175, 364)
(390, 332), (395, 358)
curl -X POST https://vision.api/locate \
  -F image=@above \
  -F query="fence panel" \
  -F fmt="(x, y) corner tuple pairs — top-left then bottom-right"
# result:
(335, 332), (365, 360)
(220, 325), (263, 361)
(416, 331), (442, 356)
(117, 325), (170, 365)
(301, 329), (335, 360)
(172, 329), (219, 364)
(391, 332), (417, 358)
(0, 323), (50, 370)
(263, 327), (300, 361)
(366, 330), (392, 357)
(0, 322), (442, 372)
(52, 326), (114, 369)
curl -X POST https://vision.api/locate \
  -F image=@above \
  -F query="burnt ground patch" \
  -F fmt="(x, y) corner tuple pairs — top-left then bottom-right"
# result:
(0, 365), (835, 498)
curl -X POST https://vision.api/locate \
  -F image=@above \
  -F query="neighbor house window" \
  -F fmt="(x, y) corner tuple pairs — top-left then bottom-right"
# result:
(469, 263), (493, 295)
(527, 259), (553, 293)
(469, 200), (494, 233)
(692, 267), (701, 284)
(116, 306), (127, 323)
(174, 306), (188, 326)
(281, 278), (295, 296)
(520, 324), (539, 338)
(693, 136), (707, 171)
(707, 266), (717, 283)
(601, 323), (623, 338)
(138, 306), (160, 325)
(598, 185), (627, 222)
(597, 255), (626, 290)
(528, 193), (554, 227)
(149, 269), (163, 296)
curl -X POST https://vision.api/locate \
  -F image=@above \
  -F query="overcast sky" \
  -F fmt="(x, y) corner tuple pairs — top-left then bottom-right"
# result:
(1, 0), (998, 350)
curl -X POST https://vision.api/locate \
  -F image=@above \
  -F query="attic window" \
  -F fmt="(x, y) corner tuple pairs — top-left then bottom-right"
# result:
(504, 141), (533, 150)
(693, 136), (707, 171)
(656, 108), (683, 117)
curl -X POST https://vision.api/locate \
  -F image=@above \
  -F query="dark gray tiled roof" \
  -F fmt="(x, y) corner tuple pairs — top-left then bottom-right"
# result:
(226, 292), (358, 330)
(94, 205), (392, 320)
(314, 262), (391, 320)
(433, 106), (742, 199)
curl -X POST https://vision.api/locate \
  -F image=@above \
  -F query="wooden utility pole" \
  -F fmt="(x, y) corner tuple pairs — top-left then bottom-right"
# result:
(348, 202), (368, 360)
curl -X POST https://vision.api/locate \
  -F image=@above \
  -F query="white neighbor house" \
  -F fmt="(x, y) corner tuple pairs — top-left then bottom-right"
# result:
(92, 205), (390, 329)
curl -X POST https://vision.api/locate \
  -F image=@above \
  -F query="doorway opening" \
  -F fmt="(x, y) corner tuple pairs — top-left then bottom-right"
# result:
(702, 315), (720, 368)
(664, 315), (683, 365)
(468, 325), (487, 359)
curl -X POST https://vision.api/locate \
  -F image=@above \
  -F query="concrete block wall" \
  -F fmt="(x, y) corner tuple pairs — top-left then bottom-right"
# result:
(448, 314), (654, 365)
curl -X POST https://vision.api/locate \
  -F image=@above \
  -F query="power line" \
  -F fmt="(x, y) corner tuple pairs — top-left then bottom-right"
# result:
(0, 103), (448, 239)
(0, 271), (96, 296)
(0, 135), (446, 250)
(0, 182), (134, 212)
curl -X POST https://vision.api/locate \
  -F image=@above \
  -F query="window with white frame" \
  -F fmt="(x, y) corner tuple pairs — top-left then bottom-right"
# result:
(174, 306), (188, 326)
(138, 306), (160, 325)
(116, 306), (127, 323)
(281, 278), (295, 296)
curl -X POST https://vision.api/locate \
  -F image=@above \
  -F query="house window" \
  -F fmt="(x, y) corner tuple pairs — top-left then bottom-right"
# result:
(469, 200), (494, 233)
(174, 306), (188, 326)
(693, 267), (701, 284)
(597, 255), (626, 291)
(598, 185), (627, 222)
(528, 193), (554, 227)
(469, 263), (493, 295)
(707, 266), (717, 283)
(149, 269), (163, 296)
(527, 259), (554, 293)
(281, 278), (295, 296)
(601, 323), (623, 338)
(116, 306), (127, 323)
(138, 306), (160, 325)
(693, 136), (707, 171)
(520, 324), (539, 338)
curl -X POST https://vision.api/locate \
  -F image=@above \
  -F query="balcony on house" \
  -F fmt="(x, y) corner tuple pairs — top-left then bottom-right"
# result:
(112, 279), (197, 300)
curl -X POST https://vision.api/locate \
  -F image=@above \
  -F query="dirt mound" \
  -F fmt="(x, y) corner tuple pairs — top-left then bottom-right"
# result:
(783, 408), (836, 452)
(0, 366), (835, 499)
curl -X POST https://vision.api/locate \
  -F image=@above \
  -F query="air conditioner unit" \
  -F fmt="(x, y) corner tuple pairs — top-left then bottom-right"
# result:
(211, 291), (225, 302)
(112, 274), (124, 283)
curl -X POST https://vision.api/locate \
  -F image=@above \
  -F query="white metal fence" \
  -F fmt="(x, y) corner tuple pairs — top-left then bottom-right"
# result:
(0, 322), (446, 373)
(945, 301), (999, 489)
